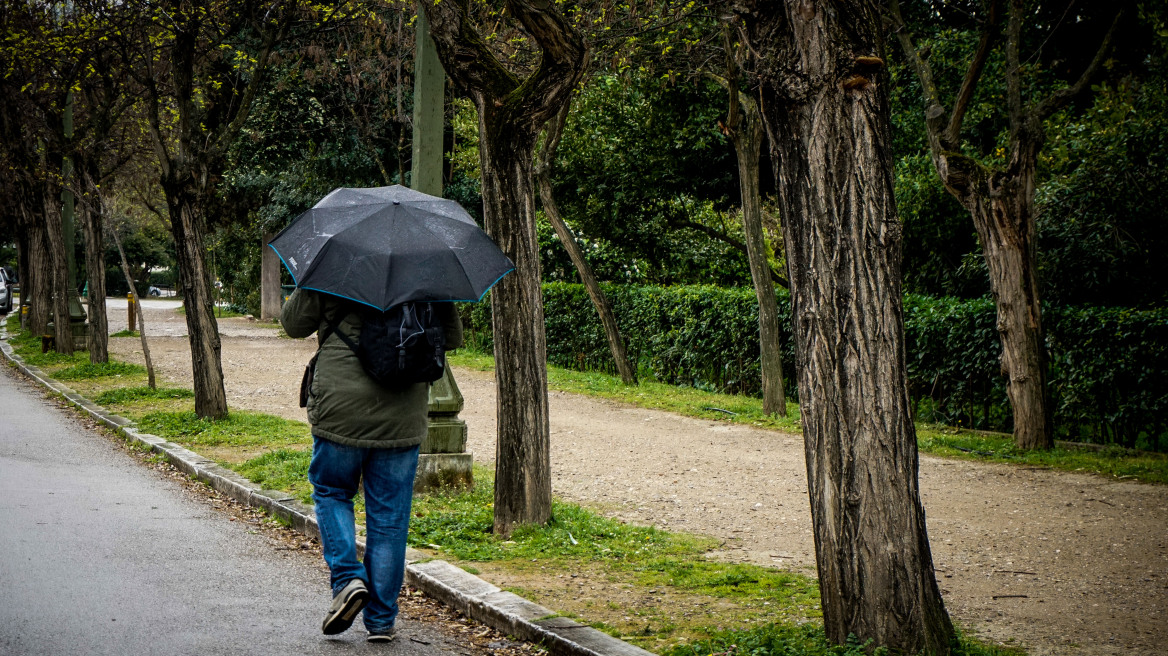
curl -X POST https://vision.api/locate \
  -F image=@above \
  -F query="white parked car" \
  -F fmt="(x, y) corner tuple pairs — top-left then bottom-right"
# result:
(0, 267), (14, 314)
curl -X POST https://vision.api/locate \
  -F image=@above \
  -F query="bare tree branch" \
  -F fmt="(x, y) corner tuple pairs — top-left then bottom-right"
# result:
(668, 217), (789, 287)
(1032, 8), (1123, 121)
(943, 0), (999, 148)
(1005, 0), (1024, 141)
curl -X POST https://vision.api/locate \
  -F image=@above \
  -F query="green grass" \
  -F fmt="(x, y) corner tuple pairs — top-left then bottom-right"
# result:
(917, 426), (1168, 484)
(447, 349), (1168, 485)
(110, 329), (139, 338)
(94, 386), (194, 405)
(176, 305), (246, 319)
(54, 360), (146, 380)
(133, 410), (311, 451)
(233, 448), (314, 502)
(411, 466), (714, 562)
(663, 623), (1024, 656)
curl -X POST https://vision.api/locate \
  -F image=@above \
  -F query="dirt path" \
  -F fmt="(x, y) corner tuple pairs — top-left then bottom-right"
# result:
(107, 302), (1168, 656)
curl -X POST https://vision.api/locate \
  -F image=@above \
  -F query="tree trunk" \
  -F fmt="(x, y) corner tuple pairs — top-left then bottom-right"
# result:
(42, 189), (74, 354)
(724, 86), (786, 416)
(21, 202), (52, 336)
(80, 178), (109, 363)
(536, 105), (637, 386)
(736, 1), (955, 653)
(978, 184), (1050, 449)
(481, 119), (553, 535)
(422, 0), (587, 537)
(166, 186), (227, 418)
(14, 206), (31, 328)
(933, 147), (1052, 449)
(111, 229), (155, 389)
(260, 231), (281, 321)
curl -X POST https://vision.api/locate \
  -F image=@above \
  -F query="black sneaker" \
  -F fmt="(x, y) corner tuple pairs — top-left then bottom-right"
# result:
(367, 627), (397, 643)
(322, 579), (369, 635)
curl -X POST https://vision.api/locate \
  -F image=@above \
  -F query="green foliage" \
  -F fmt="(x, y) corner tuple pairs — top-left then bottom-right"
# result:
(466, 283), (1168, 450)
(905, 296), (1168, 449)
(110, 329), (139, 338)
(54, 361), (146, 380)
(917, 427), (1168, 485)
(1037, 69), (1168, 307)
(94, 386), (194, 405)
(550, 74), (753, 286)
(468, 282), (796, 398)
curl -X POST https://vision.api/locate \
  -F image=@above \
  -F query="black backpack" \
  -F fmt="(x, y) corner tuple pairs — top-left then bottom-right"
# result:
(327, 301), (447, 390)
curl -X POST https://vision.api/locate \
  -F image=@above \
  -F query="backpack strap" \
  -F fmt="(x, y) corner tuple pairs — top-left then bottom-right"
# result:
(322, 313), (359, 355)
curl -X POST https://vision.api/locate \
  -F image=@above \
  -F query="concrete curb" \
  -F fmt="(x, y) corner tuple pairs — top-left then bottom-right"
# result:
(0, 330), (652, 656)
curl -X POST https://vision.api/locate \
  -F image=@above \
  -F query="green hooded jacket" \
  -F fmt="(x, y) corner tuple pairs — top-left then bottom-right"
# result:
(280, 289), (464, 449)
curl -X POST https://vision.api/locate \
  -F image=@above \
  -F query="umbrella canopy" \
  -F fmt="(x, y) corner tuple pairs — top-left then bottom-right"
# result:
(269, 185), (513, 311)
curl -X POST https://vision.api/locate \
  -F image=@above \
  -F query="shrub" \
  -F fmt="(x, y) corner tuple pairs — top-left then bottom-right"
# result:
(464, 284), (1167, 450)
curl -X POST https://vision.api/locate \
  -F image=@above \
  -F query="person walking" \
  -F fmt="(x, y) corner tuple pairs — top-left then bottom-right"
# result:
(281, 288), (463, 642)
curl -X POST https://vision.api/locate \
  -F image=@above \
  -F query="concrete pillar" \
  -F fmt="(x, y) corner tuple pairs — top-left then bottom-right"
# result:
(412, 6), (473, 492)
(62, 91), (89, 346)
(411, 9), (445, 197)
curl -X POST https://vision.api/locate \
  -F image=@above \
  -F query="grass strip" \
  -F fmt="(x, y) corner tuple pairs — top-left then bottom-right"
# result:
(662, 623), (1024, 656)
(133, 410), (311, 453)
(915, 426), (1168, 484)
(94, 386), (194, 405)
(447, 351), (1168, 485)
(54, 360), (146, 380)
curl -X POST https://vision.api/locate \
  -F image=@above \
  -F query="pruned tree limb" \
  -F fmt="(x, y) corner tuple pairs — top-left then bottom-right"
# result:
(668, 217), (789, 288)
(1032, 8), (1123, 121)
(944, 0), (999, 148)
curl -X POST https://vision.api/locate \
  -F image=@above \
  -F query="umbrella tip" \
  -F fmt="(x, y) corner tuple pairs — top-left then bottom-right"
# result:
(393, 199), (400, 205)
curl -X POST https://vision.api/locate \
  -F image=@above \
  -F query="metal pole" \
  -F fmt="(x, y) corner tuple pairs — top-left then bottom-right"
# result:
(411, 9), (445, 197)
(412, 5), (472, 491)
(62, 90), (86, 325)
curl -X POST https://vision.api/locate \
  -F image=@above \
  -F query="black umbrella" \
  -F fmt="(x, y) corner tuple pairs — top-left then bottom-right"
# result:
(268, 185), (513, 311)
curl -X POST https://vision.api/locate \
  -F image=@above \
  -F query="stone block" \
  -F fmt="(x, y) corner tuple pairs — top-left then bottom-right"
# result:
(414, 452), (473, 492)
(422, 415), (467, 453)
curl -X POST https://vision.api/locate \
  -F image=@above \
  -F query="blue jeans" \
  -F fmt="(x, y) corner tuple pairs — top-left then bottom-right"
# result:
(308, 436), (419, 634)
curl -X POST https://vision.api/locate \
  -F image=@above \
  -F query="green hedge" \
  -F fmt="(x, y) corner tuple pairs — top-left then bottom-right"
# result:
(463, 284), (1168, 451)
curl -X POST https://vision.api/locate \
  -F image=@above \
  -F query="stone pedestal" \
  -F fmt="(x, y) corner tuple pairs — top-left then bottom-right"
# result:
(416, 368), (473, 492)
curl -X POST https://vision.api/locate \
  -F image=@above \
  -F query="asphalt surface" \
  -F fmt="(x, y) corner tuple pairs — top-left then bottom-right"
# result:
(0, 365), (457, 656)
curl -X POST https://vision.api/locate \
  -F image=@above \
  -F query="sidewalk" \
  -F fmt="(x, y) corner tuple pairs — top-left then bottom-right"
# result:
(1, 321), (654, 656)
(32, 302), (1168, 655)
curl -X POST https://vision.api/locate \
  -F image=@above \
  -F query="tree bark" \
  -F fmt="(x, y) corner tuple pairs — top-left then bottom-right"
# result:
(536, 104), (638, 386)
(422, 0), (587, 536)
(735, 121), (786, 416)
(166, 184), (227, 417)
(17, 191), (51, 335)
(932, 148), (1051, 449)
(711, 68), (787, 416)
(886, 0), (1119, 449)
(260, 231), (281, 321)
(735, 1), (955, 653)
(111, 228), (155, 389)
(42, 188), (74, 354)
(481, 123), (553, 535)
(80, 171), (109, 363)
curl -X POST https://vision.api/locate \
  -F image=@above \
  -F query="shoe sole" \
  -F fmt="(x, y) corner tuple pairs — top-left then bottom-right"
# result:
(322, 586), (370, 635)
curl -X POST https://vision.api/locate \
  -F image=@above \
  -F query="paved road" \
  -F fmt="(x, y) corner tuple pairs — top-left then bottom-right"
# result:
(0, 366), (455, 656)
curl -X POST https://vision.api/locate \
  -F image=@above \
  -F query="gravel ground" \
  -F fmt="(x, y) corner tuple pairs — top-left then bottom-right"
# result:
(105, 300), (1168, 656)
